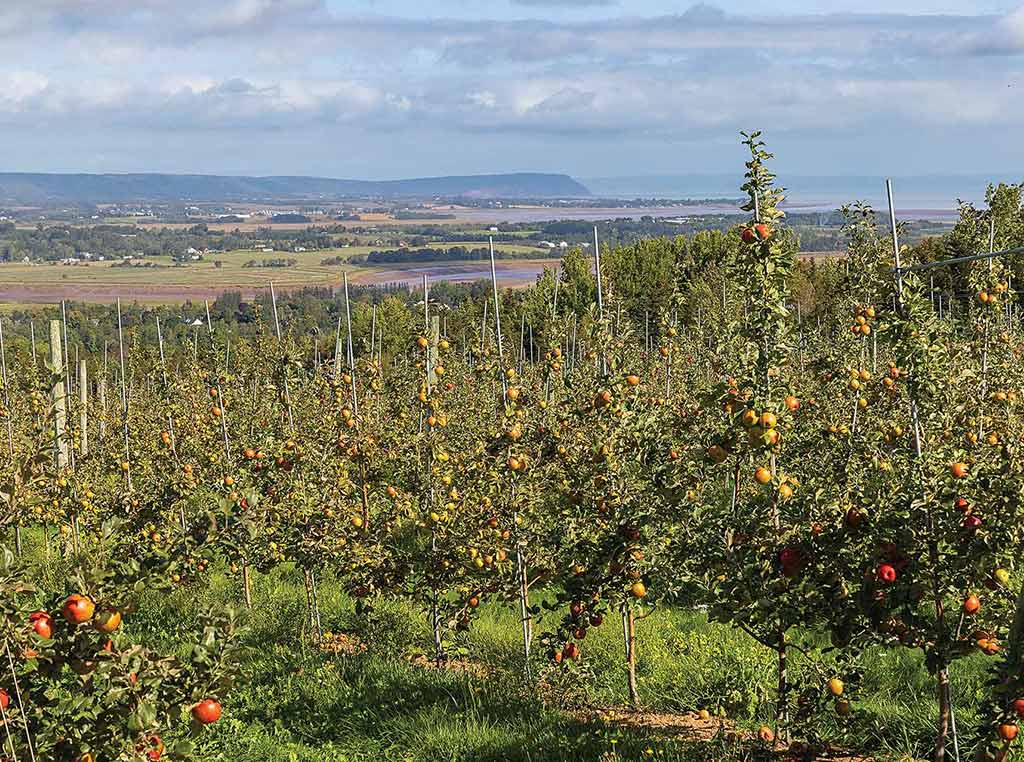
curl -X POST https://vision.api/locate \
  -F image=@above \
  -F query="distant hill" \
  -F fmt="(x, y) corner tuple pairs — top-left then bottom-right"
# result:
(0, 172), (591, 204)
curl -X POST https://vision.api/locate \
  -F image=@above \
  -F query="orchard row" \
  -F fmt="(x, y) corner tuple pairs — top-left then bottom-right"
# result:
(2, 134), (1024, 761)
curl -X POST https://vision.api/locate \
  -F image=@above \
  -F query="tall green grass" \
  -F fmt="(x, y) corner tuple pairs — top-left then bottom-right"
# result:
(24, 552), (994, 761)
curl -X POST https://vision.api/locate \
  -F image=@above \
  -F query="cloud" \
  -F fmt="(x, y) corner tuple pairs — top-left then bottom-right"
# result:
(527, 87), (596, 115)
(0, 1), (1018, 175)
(0, 4), (1010, 138)
(962, 5), (1024, 54)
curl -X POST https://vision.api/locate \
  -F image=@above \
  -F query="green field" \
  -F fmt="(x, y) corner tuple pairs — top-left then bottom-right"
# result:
(0, 242), (546, 304)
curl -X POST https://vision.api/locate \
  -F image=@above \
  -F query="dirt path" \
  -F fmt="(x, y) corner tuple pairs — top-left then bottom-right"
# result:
(582, 707), (875, 761)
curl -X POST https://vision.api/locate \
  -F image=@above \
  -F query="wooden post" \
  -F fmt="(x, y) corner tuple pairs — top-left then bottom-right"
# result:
(78, 360), (88, 458)
(50, 320), (69, 472)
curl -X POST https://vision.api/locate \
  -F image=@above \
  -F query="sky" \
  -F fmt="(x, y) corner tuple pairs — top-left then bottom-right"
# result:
(3, 0), (1024, 180)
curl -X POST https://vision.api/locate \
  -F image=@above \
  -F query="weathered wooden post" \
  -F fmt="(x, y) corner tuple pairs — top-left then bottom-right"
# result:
(50, 320), (69, 473)
(78, 360), (88, 458)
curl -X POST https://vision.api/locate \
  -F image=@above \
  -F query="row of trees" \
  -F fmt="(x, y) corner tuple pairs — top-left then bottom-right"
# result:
(1, 135), (1024, 760)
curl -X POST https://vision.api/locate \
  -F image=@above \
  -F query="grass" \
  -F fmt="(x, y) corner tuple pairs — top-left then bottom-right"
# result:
(93, 560), (992, 762)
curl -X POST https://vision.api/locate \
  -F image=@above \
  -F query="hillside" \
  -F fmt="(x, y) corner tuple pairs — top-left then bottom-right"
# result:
(0, 172), (591, 204)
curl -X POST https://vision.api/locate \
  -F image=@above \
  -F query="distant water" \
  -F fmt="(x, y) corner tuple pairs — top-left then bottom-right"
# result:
(452, 198), (957, 225)
(582, 174), (1020, 220)
(451, 204), (740, 225)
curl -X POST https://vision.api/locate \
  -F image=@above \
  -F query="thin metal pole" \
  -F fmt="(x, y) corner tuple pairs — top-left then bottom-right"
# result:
(479, 301), (488, 355)
(886, 180), (905, 305)
(204, 301), (232, 461)
(593, 226), (606, 375)
(488, 238), (530, 676)
(988, 217), (996, 272)
(343, 273), (358, 417)
(60, 302), (75, 473)
(115, 299), (132, 491)
(889, 179), (956, 762)
(369, 304), (377, 361)
(488, 238), (506, 395)
(269, 284), (295, 431)
(0, 318), (13, 461)
(0, 319), (19, 556)
(518, 314), (526, 375)
(5, 639), (35, 761)
(334, 316), (343, 377)
(423, 274), (429, 332)
(898, 243), (1024, 273)
(60, 301), (73, 405)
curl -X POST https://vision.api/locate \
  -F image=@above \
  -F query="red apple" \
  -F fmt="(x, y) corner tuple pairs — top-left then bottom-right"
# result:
(62, 595), (96, 625)
(876, 563), (897, 584)
(29, 612), (53, 639)
(192, 698), (222, 725)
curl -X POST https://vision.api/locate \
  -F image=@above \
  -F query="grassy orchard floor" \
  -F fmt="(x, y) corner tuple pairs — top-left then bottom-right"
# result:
(53, 559), (990, 762)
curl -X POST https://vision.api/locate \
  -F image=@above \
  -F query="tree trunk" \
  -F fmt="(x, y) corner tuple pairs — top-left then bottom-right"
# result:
(303, 567), (321, 643)
(935, 666), (950, 762)
(775, 627), (789, 746)
(242, 563), (253, 608)
(431, 589), (444, 667)
(623, 604), (639, 708)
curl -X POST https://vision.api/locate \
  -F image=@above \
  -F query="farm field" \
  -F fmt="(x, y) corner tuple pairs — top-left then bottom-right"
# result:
(3, 137), (1024, 762)
(0, 243), (547, 304)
